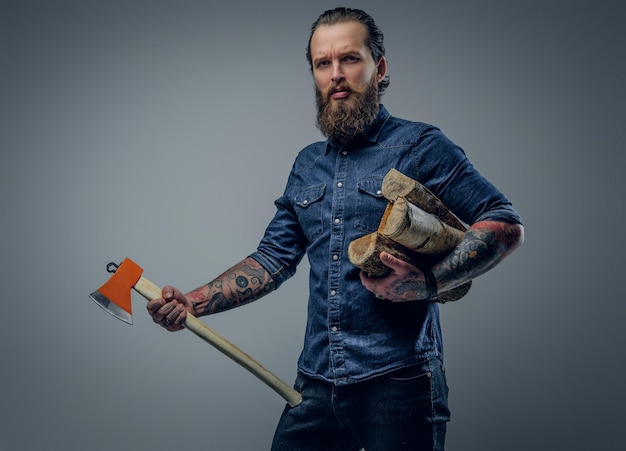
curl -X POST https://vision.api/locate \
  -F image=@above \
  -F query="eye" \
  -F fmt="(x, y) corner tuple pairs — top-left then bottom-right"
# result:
(343, 55), (360, 63)
(316, 60), (331, 68)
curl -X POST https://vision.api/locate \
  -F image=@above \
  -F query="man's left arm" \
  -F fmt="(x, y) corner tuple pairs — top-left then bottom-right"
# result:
(360, 220), (524, 302)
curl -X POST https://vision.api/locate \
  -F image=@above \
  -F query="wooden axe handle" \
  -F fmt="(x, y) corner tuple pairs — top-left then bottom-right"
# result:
(133, 276), (302, 407)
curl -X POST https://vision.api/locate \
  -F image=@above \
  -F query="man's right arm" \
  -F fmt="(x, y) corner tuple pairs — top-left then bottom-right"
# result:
(146, 256), (275, 331)
(187, 256), (275, 316)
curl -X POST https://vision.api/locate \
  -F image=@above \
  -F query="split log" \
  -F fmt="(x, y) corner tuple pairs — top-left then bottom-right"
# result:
(380, 197), (464, 257)
(381, 168), (466, 231)
(348, 168), (473, 303)
(349, 197), (464, 276)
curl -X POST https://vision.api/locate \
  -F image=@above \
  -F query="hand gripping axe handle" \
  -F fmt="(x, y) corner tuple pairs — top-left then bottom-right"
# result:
(89, 257), (302, 407)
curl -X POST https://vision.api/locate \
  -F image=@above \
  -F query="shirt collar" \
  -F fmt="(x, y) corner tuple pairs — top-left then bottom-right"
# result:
(324, 104), (390, 154)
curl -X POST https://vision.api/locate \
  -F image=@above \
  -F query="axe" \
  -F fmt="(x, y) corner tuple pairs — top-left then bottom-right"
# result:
(89, 257), (302, 407)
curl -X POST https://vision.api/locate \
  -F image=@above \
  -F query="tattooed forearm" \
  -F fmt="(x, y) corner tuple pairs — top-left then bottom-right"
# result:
(187, 257), (275, 316)
(439, 229), (496, 279)
(361, 221), (522, 303)
(433, 221), (524, 292)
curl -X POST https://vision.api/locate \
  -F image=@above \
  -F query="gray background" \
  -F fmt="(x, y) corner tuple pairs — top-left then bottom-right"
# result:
(2, 0), (624, 450)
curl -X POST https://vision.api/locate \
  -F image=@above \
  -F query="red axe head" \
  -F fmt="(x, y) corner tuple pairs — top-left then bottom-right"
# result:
(89, 258), (144, 324)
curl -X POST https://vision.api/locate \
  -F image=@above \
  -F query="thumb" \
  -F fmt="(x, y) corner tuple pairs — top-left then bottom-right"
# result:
(379, 252), (414, 274)
(161, 285), (186, 302)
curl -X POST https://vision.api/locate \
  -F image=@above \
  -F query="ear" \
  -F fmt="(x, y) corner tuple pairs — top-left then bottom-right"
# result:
(376, 56), (388, 82)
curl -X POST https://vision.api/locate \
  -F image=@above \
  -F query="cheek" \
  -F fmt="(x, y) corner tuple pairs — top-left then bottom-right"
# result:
(347, 67), (374, 88)
(314, 71), (330, 90)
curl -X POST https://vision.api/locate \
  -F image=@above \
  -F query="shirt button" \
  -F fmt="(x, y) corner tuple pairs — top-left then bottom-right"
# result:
(334, 218), (340, 224)
(330, 290), (336, 296)
(302, 199), (308, 205)
(331, 326), (338, 332)
(342, 150), (348, 156)
(337, 182), (343, 188)
(376, 190), (382, 196)
(332, 254), (339, 261)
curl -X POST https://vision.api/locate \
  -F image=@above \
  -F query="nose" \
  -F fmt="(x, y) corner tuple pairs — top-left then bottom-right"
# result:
(331, 61), (344, 83)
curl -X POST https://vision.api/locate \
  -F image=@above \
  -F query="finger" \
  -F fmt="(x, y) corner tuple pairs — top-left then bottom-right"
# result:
(146, 297), (166, 315)
(379, 252), (416, 274)
(359, 270), (377, 290)
(360, 272), (386, 300)
(171, 305), (187, 329)
(379, 251), (401, 268)
(162, 305), (186, 331)
(149, 301), (175, 325)
(158, 302), (177, 317)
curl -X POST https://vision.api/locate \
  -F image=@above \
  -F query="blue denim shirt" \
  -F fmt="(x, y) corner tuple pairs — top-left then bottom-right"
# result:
(250, 105), (522, 386)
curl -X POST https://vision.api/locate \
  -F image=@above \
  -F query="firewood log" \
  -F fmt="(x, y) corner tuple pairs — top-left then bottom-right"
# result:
(348, 169), (473, 303)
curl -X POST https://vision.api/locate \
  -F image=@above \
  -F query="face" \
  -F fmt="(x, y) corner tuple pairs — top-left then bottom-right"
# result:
(310, 21), (386, 102)
(310, 21), (387, 141)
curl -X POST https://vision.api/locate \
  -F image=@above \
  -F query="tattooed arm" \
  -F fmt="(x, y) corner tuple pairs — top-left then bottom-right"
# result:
(360, 221), (524, 303)
(187, 257), (275, 316)
(146, 257), (275, 331)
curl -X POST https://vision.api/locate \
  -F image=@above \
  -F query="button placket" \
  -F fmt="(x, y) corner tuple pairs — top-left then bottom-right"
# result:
(327, 147), (348, 377)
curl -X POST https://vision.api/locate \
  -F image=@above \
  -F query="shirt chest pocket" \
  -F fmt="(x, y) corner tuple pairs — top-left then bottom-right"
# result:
(295, 184), (326, 243)
(355, 177), (387, 233)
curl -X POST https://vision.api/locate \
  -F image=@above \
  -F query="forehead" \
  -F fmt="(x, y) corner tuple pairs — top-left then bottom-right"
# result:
(310, 21), (369, 58)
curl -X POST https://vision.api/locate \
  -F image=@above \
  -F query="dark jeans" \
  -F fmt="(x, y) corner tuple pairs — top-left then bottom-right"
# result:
(271, 357), (450, 450)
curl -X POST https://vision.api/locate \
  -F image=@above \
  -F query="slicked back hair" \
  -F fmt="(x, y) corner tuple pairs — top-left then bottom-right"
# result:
(306, 7), (390, 96)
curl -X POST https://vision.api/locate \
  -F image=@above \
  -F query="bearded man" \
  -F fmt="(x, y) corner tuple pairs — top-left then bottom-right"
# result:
(147, 7), (524, 450)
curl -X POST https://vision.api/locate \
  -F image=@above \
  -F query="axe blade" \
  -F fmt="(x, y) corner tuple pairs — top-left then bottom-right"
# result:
(89, 290), (133, 324)
(89, 258), (144, 325)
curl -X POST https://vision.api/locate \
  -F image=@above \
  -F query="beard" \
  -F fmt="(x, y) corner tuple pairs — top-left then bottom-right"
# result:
(315, 75), (380, 143)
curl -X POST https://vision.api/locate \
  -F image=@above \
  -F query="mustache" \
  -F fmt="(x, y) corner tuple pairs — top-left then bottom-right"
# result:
(328, 83), (352, 97)
(331, 83), (351, 92)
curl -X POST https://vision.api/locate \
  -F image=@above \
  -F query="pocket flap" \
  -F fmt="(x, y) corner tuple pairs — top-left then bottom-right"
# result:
(295, 184), (325, 208)
(357, 177), (384, 198)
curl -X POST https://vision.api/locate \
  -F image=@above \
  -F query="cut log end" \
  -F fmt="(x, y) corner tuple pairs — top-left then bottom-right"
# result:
(348, 232), (419, 277)
(381, 169), (466, 231)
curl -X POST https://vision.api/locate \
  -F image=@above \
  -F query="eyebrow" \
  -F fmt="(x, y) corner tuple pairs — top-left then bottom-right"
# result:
(312, 49), (362, 64)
